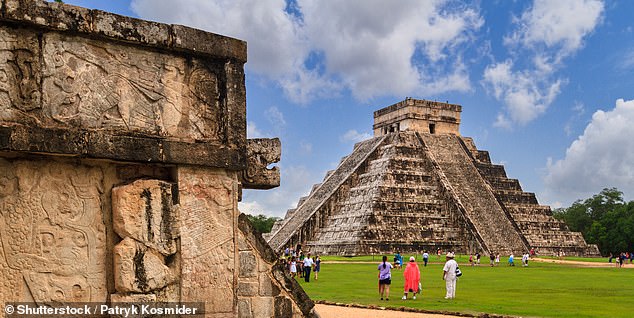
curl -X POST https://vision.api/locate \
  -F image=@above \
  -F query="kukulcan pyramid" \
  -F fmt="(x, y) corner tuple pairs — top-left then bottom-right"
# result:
(265, 98), (600, 256)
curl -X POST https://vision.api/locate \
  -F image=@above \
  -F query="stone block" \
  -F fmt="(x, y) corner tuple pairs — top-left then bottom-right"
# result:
(0, 27), (41, 113)
(4, 0), (91, 32)
(259, 274), (280, 297)
(92, 9), (170, 46)
(274, 296), (293, 318)
(240, 138), (281, 189)
(112, 179), (178, 255)
(237, 281), (258, 297)
(171, 24), (246, 63)
(251, 297), (273, 318)
(110, 293), (157, 303)
(237, 298), (252, 318)
(113, 237), (175, 293)
(239, 251), (257, 278)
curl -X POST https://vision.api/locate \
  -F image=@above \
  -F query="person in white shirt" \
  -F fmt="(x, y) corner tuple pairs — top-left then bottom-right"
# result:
(442, 252), (458, 299)
(303, 253), (314, 282)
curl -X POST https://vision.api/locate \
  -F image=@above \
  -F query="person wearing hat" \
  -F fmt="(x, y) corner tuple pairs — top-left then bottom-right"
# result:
(442, 252), (458, 299)
(402, 256), (421, 300)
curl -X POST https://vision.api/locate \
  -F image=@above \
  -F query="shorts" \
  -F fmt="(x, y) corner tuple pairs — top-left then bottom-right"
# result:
(379, 278), (391, 285)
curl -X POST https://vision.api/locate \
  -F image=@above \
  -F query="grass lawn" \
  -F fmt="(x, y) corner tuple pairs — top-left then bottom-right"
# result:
(296, 256), (633, 317)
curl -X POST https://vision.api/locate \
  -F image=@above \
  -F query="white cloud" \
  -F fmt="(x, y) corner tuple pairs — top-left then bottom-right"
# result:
(340, 129), (372, 143)
(299, 0), (482, 100)
(247, 121), (265, 138)
(484, 0), (603, 127)
(506, 0), (604, 60)
(543, 98), (634, 206)
(132, 0), (483, 103)
(483, 60), (562, 126)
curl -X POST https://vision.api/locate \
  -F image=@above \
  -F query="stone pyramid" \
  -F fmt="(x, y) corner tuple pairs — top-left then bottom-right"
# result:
(266, 99), (599, 256)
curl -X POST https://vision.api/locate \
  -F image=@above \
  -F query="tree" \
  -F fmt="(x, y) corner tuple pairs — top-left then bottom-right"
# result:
(557, 188), (633, 255)
(246, 214), (280, 234)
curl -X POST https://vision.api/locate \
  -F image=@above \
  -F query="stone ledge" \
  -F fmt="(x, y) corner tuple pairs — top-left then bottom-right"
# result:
(1, 0), (247, 62)
(0, 124), (244, 169)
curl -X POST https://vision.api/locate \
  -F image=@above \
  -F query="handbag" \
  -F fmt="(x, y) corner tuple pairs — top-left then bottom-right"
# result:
(455, 265), (462, 277)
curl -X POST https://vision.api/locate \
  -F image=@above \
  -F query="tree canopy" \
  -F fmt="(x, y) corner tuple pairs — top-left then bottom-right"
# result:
(553, 188), (634, 255)
(245, 214), (280, 234)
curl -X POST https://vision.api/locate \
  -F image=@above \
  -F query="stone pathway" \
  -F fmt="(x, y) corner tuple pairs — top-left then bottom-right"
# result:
(315, 304), (461, 318)
(531, 257), (633, 268)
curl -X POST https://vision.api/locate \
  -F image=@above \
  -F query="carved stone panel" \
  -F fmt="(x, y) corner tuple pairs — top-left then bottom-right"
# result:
(178, 167), (236, 313)
(240, 138), (281, 189)
(39, 32), (223, 141)
(0, 27), (41, 119)
(0, 159), (106, 304)
(113, 237), (176, 293)
(112, 179), (178, 255)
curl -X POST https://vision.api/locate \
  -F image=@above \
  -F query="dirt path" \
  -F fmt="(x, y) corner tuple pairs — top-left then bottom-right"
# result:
(531, 257), (634, 268)
(315, 304), (461, 318)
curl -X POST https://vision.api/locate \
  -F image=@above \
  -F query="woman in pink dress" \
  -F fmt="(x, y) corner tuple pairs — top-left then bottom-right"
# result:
(402, 256), (421, 300)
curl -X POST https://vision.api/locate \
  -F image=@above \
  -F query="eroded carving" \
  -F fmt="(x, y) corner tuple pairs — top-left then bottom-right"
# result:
(0, 159), (106, 304)
(112, 179), (178, 255)
(40, 33), (222, 140)
(241, 138), (281, 189)
(0, 27), (41, 119)
(178, 167), (235, 312)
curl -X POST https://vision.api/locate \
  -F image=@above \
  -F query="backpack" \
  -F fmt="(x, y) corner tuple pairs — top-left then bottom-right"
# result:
(455, 265), (462, 277)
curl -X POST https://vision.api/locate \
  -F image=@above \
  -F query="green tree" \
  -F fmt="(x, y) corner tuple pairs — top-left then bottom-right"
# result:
(557, 188), (634, 255)
(246, 214), (280, 234)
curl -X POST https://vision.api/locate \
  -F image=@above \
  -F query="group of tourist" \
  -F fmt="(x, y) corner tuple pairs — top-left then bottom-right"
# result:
(284, 245), (321, 282)
(378, 252), (459, 301)
(608, 252), (634, 267)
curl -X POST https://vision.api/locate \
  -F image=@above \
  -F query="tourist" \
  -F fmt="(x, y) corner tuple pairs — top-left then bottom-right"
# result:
(495, 253), (500, 265)
(314, 255), (321, 281)
(522, 253), (529, 267)
(298, 252), (305, 277)
(468, 254), (474, 266)
(475, 252), (481, 265)
(437, 248), (442, 259)
(489, 253), (495, 267)
(508, 253), (515, 266)
(378, 255), (393, 300)
(402, 256), (421, 300)
(303, 253), (314, 282)
(289, 257), (297, 278)
(442, 252), (458, 299)
(422, 251), (429, 267)
(284, 246), (290, 257)
(394, 251), (403, 269)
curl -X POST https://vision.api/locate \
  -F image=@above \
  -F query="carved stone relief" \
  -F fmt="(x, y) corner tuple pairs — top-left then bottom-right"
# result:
(0, 159), (106, 304)
(0, 27), (41, 122)
(39, 32), (222, 140)
(178, 167), (236, 313)
(240, 138), (281, 189)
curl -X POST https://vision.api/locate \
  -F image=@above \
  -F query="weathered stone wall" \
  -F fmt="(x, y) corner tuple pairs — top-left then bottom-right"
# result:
(0, 1), (315, 316)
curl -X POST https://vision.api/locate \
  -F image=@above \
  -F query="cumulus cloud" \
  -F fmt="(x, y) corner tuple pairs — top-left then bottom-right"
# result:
(484, 0), (603, 127)
(543, 98), (634, 206)
(132, 0), (483, 103)
(483, 60), (563, 126)
(505, 0), (604, 60)
(340, 129), (372, 143)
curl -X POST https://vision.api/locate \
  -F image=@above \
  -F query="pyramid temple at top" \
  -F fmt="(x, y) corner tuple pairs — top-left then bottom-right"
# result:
(265, 98), (600, 256)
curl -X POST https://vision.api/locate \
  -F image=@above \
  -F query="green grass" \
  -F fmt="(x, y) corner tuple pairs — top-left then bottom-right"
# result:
(297, 258), (634, 318)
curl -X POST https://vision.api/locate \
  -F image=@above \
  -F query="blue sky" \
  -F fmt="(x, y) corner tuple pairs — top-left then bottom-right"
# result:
(62, 0), (634, 217)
